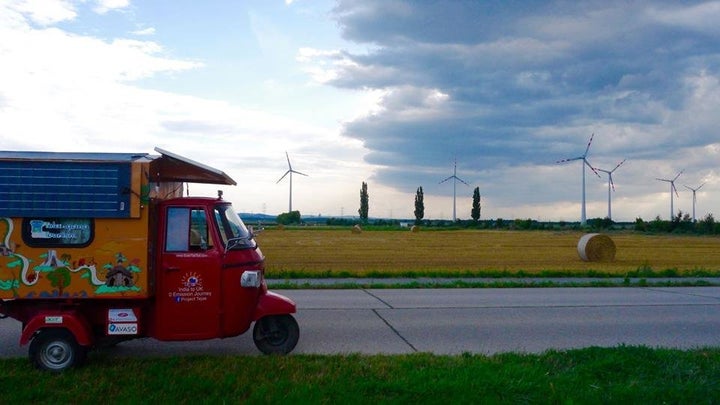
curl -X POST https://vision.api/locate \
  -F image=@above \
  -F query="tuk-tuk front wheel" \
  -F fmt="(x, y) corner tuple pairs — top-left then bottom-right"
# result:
(29, 329), (86, 372)
(253, 314), (299, 355)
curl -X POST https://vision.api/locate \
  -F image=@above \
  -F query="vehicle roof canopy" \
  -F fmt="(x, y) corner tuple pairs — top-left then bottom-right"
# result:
(150, 147), (236, 186)
(0, 148), (235, 218)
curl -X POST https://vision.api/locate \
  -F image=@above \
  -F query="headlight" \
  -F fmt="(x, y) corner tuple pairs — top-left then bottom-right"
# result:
(240, 270), (262, 288)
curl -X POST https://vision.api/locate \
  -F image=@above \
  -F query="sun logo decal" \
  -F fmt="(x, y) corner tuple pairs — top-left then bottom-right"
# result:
(182, 272), (203, 289)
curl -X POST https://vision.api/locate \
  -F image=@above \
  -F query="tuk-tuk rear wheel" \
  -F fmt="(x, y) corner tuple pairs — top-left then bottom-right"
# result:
(29, 329), (87, 372)
(253, 314), (299, 355)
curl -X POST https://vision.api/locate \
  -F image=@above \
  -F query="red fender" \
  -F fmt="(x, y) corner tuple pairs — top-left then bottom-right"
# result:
(20, 311), (94, 347)
(253, 291), (296, 321)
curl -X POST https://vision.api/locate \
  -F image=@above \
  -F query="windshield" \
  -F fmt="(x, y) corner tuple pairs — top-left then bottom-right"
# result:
(213, 203), (255, 249)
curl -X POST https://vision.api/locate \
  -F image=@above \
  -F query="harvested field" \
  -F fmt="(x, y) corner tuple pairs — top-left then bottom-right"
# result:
(256, 229), (720, 277)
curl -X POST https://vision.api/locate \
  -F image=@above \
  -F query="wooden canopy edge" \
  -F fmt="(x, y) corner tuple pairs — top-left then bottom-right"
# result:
(151, 147), (237, 186)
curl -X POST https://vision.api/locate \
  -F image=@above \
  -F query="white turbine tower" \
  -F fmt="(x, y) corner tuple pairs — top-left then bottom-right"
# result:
(556, 133), (600, 225)
(595, 159), (626, 221)
(439, 159), (469, 222)
(655, 170), (683, 220)
(276, 151), (308, 213)
(684, 183), (705, 222)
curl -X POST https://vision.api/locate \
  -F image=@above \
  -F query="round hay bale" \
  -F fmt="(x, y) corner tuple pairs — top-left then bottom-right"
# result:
(351, 224), (362, 234)
(410, 225), (419, 232)
(577, 233), (616, 262)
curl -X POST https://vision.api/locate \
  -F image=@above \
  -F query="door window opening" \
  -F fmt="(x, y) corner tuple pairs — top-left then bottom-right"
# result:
(166, 207), (212, 252)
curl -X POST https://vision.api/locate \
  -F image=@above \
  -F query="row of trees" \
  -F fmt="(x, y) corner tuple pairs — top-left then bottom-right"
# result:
(357, 182), (719, 234)
(277, 181), (480, 225)
(326, 215), (720, 234)
(281, 182), (718, 234)
(358, 183), (483, 225)
(634, 212), (718, 234)
(413, 185), (482, 224)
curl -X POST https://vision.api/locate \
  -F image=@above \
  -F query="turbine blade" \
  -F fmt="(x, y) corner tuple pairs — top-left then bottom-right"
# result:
(457, 177), (470, 186)
(276, 170), (290, 183)
(285, 151), (292, 169)
(673, 169), (684, 181)
(698, 182), (705, 190)
(584, 159), (601, 177)
(556, 157), (582, 164)
(672, 182), (679, 197)
(583, 133), (594, 157)
(439, 175), (455, 184)
(612, 159), (626, 172)
(292, 170), (309, 177)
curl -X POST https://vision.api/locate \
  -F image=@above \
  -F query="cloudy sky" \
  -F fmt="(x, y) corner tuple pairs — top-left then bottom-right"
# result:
(1, 0), (718, 222)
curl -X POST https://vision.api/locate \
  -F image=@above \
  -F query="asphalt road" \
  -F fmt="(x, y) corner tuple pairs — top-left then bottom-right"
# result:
(2, 287), (720, 360)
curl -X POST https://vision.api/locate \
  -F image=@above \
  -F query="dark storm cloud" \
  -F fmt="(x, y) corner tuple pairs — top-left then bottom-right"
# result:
(314, 1), (720, 212)
(333, 0), (548, 45)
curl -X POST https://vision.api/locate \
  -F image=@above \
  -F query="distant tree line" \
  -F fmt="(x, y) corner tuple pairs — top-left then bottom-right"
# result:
(323, 213), (719, 234)
(279, 180), (719, 235)
(634, 212), (719, 234)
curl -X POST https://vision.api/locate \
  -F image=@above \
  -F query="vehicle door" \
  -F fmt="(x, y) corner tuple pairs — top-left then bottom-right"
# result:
(153, 205), (221, 340)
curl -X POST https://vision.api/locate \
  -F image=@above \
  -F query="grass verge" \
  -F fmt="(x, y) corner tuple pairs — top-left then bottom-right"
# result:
(266, 279), (719, 289)
(2, 346), (719, 403)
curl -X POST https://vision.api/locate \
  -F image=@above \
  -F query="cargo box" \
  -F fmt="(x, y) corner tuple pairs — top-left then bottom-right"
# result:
(0, 148), (233, 300)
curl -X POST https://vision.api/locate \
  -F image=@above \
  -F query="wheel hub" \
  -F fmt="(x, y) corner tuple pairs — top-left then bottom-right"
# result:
(43, 342), (71, 367)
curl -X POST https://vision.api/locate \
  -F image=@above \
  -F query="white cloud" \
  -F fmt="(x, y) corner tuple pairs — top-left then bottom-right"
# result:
(93, 0), (130, 14)
(649, 2), (720, 35)
(5, 0), (76, 26)
(0, 24), (201, 89)
(131, 27), (156, 36)
(297, 47), (349, 83)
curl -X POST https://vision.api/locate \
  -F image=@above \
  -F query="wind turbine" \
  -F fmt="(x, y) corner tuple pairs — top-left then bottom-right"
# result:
(595, 159), (626, 221)
(439, 159), (469, 222)
(655, 170), (683, 220)
(556, 133), (601, 225)
(684, 183), (705, 222)
(276, 151), (308, 213)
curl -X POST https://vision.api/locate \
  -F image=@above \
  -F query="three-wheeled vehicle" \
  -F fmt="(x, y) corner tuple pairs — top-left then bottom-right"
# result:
(0, 148), (299, 371)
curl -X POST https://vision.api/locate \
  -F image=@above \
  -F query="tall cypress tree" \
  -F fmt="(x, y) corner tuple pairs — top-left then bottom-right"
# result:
(414, 186), (424, 225)
(359, 181), (369, 222)
(471, 186), (481, 222)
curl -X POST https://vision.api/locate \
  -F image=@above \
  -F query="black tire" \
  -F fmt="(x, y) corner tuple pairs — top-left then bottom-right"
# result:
(29, 329), (86, 372)
(253, 314), (299, 355)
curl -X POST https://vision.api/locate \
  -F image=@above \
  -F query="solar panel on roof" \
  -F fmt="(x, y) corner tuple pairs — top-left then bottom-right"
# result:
(0, 160), (132, 218)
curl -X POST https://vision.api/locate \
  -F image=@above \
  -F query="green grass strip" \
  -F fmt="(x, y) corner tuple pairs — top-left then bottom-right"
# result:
(1, 346), (719, 403)
(267, 279), (719, 289)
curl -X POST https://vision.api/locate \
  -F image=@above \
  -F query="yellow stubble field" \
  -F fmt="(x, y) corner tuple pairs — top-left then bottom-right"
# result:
(256, 229), (720, 276)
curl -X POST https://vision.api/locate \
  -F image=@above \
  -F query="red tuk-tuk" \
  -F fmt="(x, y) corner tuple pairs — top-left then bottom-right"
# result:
(0, 148), (299, 371)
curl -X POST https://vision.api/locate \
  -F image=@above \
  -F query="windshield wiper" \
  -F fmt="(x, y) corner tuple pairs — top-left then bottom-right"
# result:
(226, 236), (257, 250)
